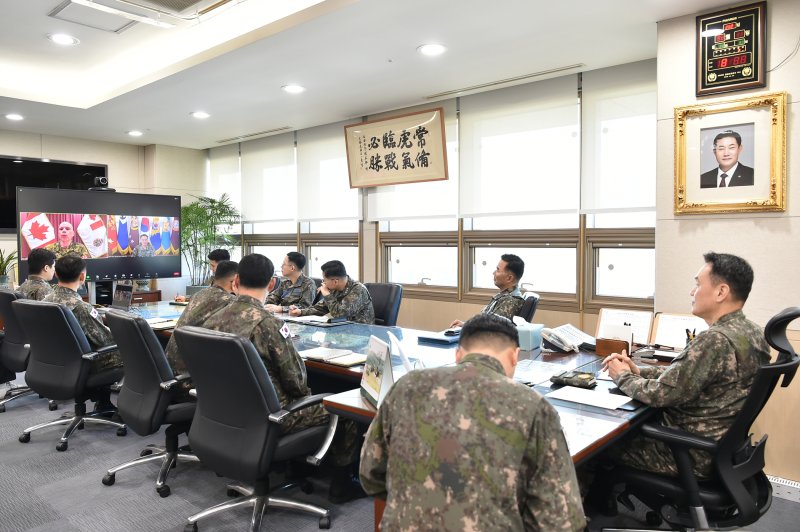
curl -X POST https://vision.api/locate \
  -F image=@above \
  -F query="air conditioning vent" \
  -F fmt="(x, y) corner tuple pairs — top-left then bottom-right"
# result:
(425, 64), (585, 99)
(216, 126), (292, 144)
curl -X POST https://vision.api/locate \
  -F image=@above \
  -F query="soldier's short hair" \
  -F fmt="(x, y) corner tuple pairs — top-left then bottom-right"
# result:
(207, 248), (230, 262)
(703, 251), (754, 302)
(501, 253), (524, 282)
(321, 260), (347, 279)
(55, 254), (86, 283)
(213, 260), (238, 281)
(459, 314), (519, 351)
(28, 248), (57, 274)
(237, 254), (273, 289)
(287, 251), (307, 271)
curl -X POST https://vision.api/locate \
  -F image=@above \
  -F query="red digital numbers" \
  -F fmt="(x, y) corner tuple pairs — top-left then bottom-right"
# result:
(723, 23), (736, 30)
(734, 30), (745, 39)
(716, 54), (748, 69)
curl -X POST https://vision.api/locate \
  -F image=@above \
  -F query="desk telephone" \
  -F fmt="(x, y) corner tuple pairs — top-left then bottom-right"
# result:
(541, 324), (596, 353)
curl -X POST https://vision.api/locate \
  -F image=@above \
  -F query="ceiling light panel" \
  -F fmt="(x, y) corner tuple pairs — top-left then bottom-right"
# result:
(49, 0), (137, 33)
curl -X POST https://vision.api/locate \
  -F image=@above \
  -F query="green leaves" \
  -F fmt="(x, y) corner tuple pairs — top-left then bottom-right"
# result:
(180, 194), (241, 285)
(0, 248), (17, 275)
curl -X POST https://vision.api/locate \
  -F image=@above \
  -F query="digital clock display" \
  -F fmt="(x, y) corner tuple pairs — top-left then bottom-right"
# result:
(715, 54), (749, 69)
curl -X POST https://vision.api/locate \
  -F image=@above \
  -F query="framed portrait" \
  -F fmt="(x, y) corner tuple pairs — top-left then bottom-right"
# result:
(674, 92), (786, 215)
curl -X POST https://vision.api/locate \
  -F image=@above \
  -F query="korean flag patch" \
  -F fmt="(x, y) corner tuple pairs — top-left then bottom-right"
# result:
(279, 323), (291, 339)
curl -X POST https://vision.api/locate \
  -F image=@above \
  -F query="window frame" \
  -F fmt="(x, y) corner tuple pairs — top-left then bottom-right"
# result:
(301, 232), (361, 280)
(379, 230), (459, 301)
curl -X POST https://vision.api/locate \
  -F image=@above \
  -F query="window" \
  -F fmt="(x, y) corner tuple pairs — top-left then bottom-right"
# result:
(248, 245), (296, 267)
(467, 213), (578, 230)
(303, 220), (359, 233)
(306, 245), (359, 280)
(471, 246), (577, 295)
(386, 245), (457, 286)
(594, 248), (655, 299)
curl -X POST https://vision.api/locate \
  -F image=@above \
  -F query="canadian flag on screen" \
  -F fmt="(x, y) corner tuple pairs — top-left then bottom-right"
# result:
(21, 213), (56, 251)
(78, 214), (108, 258)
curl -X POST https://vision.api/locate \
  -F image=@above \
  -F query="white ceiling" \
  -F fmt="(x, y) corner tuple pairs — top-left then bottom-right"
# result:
(0, 0), (734, 150)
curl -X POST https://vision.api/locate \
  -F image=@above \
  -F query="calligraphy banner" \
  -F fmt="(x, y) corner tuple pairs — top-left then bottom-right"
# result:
(344, 107), (448, 188)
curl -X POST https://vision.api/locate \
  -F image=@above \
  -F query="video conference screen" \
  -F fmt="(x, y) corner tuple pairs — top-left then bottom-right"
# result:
(17, 187), (182, 283)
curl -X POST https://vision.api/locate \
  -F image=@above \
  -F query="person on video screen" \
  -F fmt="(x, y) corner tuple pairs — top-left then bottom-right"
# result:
(46, 221), (90, 259)
(132, 233), (156, 257)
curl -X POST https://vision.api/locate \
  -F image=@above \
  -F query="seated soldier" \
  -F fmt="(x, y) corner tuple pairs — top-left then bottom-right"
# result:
(289, 260), (375, 324)
(202, 254), (362, 502)
(43, 255), (123, 412)
(265, 252), (316, 313)
(175, 248), (231, 302)
(164, 260), (238, 385)
(450, 253), (525, 327)
(18, 248), (57, 300)
(360, 313), (585, 531)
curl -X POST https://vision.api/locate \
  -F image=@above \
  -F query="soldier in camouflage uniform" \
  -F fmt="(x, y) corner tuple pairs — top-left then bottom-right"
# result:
(290, 260), (375, 324)
(360, 313), (586, 531)
(451, 253), (525, 327)
(205, 248), (230, 286)
(132, 234), (156, 257)
(45, 221), (90, 259)
(265, 252), (316, 313)
(17, 248), (56, 301)
(164, 260), (237, 379)
(201, 254), (361, 501)
(604, 252), (770, 478)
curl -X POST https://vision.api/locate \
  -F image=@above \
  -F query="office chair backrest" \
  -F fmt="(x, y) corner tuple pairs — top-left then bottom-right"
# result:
(12, 299), (92, 400)
(711, 306), (800, 525)
(174, 326), (282, 482)
(515, 291), (540, 323)
(0, 289), (30, 376)
(105, 309), (176, 435)
(311, 277), (323, 304)
(364, 282), (403, 327)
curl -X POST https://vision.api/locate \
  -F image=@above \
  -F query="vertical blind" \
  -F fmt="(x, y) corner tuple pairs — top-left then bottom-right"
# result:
(240, 132), (296, 222)
(207, 143), (242, 212)
(366, 99), (459, 221)
(296, 121), (361, 222)
(459, 75), (580, 217)
(580, 60), (657, 213)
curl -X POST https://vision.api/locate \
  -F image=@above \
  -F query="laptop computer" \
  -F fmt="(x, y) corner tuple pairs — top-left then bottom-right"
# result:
(185, 285), (205, 299)
(110, 284), (133, 311)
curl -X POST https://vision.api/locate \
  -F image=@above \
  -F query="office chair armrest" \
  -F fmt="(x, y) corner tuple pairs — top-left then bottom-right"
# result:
(307, 413), (339, 466)
(641, 423), (718, 453)
(160, 373), (192, 390)
(82, 344), (119, 361)
(269, 393), (332, 424)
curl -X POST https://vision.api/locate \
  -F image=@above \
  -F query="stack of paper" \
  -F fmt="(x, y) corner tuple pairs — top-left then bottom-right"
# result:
(298, 347), (367, 367)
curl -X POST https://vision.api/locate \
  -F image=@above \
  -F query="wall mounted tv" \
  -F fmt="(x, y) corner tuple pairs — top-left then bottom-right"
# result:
(17, 187), (182, 283)
(0, 156), (107, 233)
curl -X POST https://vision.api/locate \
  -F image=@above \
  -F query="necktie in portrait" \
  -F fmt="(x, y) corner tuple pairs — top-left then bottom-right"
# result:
(719, 173), (728, 187)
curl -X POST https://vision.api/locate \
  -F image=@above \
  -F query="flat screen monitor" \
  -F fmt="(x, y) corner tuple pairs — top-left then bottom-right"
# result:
(16, 187), (182, 283)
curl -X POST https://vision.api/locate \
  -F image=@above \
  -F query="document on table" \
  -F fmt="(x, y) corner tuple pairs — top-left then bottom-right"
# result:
(298, 347), (353, 361)
(145, 317), (179, 330)
(514, 359), (570, 386)
(596, 308), (653, 346)
(546, 385), (632, 410)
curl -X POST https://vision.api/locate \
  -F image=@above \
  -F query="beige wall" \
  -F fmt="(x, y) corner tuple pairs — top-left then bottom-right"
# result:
(657, 0), (800, 480)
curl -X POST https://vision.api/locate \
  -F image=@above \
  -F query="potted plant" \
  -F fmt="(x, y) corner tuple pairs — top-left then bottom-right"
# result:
(180, 194), (241, 287)
(0, 248), (17, 289)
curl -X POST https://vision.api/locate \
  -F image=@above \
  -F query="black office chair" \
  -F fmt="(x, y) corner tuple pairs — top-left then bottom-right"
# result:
(101, 309), (198, 497)
(311, 277), (323, 304)
(174, 326), (338, 531)
(603, 307), (800, 530)
(12, 299), (127, 451)
(364, 282), (403, 326)
(0, 289), (39, 412)
(515, 291), (540, 323)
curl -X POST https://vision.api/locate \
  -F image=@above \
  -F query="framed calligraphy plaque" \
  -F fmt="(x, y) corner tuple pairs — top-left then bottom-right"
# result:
(344, 107), (448, 188)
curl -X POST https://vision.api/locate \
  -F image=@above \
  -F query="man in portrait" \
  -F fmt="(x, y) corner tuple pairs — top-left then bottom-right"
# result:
(700, 130), (754, 188)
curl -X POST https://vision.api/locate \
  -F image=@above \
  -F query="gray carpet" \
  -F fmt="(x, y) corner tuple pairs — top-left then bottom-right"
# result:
(0, 385), (374, 532)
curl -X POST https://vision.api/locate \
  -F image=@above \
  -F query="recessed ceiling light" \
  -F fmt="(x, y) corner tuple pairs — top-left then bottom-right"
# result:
(127, 130), (143, 137)
(47, 33), (80, 46)
(5, 113), (24, 121)
(281, 84), (306, 94)
(191, 111), (210, 119)
(417, 43), (447, 56)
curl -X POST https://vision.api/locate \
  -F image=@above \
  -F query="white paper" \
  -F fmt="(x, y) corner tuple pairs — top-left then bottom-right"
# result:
(284, 314), (332, 324)
(596, 368), (613, 381)
(652, 313), (708, 349)
(546, 385), (632, 410)
(596, 308), (653, 345)
(298, 347), (353, 360)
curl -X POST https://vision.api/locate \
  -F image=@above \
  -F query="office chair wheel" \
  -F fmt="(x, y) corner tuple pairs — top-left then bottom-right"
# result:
(102, 473), (115, 486)
(184, 523), (198, 532)
(48, 401), (58, 411)
(226, 488), (241, 498)
(301, 480), (314, 494)
(645, 511), (663, 526)
(0, 405), (5, 413)
(319, 516), (331, 529)
(116, 427), (127, 436)
(56, 441), (68, 452)
(77, 420), (85, 430)
(157, 485), (171, 498)
(19, 432), (30, 443)
(140, 448), (154, 457)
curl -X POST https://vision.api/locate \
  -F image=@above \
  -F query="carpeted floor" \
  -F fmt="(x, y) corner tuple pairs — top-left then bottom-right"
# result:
(0, 383), (374, 532)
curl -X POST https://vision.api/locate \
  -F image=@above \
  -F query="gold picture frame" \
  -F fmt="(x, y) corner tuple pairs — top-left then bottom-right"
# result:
(674, 92), (786, 215)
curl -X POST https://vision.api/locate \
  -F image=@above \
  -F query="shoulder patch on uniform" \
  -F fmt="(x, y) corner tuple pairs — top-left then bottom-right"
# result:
(90, 307), (99, 319)
(279, 323), (291, 339)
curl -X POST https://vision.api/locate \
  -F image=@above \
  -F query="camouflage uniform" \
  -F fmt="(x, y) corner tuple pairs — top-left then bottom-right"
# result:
(482, 286), (524, 320)
(266, 273), (317, 310)
(43, 285), (123, 373)
(45, 241), (90, 259)
(612, 310), (770, 477)
(202, 294), (357, 465)
(132, 243), (156, 257)
(17, 275), (53, 301)
(360, 353), (586, 531)
(165, 285), (235, 375)
(300, 277), (375, 324)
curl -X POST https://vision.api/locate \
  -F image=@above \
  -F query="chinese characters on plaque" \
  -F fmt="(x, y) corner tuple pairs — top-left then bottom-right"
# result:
(344, 107), (448, 188)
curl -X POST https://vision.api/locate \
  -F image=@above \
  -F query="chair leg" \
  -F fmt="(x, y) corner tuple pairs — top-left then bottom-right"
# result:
(267, 495), (330, 519)
(0, 386), (37, 412)
(187, 495), (257, 525)
(21, 415), (74, 436)
(250, 497), (267, 532)
(20, 403), (127, 451)
(191, 488), (331, 530)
